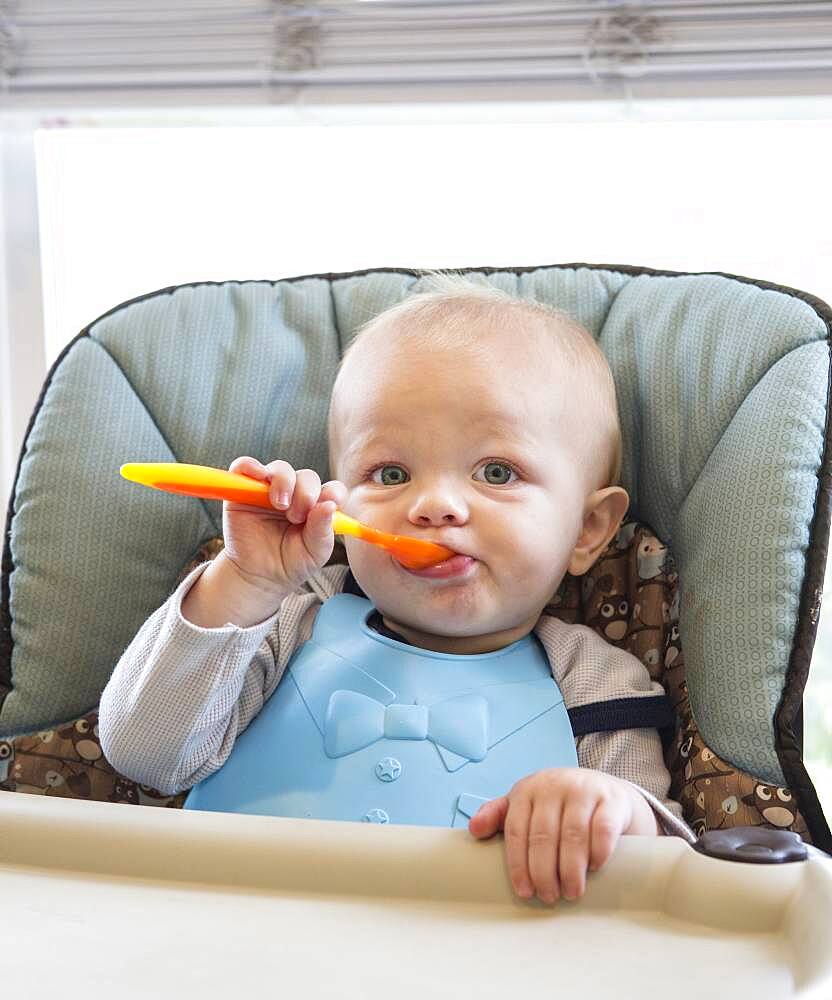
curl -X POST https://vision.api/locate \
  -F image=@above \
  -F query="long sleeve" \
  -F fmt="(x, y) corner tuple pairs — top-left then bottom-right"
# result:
(533, 615), (696, 843)
(98, 561), (349, 795)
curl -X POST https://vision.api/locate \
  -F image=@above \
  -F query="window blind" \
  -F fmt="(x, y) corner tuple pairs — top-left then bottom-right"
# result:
(0, 1), (830, 106)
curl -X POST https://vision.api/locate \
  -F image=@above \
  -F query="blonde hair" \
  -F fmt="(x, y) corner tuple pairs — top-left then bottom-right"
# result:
(328, 270), (623, 490)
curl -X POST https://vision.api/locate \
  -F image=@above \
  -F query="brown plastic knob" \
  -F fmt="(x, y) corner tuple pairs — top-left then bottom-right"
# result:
(692, 826), (808, 864)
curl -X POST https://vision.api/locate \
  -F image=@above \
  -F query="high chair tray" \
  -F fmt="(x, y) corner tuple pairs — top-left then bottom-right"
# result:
(1, 793), (830, 999)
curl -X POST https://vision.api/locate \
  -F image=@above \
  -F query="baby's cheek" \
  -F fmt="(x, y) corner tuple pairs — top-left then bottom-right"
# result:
(504, 537), (567, 588)
(345, 537), (388, 575)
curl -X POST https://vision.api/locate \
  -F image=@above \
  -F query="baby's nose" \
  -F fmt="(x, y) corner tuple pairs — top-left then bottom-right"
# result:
(410, 496), (468, 526)
(416, 512), (461, 525)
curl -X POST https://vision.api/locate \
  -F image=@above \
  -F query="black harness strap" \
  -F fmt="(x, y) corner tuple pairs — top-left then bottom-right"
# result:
(568, 695), (675, 737)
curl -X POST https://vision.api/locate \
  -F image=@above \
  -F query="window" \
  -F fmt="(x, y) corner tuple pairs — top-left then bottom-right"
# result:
(33, 101), (832, 364)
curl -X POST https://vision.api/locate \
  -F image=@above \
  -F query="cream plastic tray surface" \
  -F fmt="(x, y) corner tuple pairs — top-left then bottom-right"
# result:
(2, 793), (831, 998)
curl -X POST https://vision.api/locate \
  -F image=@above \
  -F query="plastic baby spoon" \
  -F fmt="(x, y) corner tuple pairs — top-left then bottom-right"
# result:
(119, 462), (457, 571)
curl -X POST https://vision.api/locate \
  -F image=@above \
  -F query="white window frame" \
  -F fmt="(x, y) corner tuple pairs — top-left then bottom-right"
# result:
(1, 114), (46, 511)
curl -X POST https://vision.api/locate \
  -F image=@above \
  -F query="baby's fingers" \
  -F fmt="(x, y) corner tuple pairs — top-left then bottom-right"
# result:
(300, 500), (337, 555)
(558, 799), (596, 900)
(468, 795), (508, 839)
(527, 801), (561, 903)
(228, 456), (269, 480)
(503, 797), (534, 899)
(283, 467), (319, 521)
(588, 800), (625, 875)
(320, 479), (348, 509)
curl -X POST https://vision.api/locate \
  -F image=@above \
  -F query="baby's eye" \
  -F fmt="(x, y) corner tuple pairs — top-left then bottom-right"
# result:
(475, 461), (517, 486)
(371, 464), (409, 486)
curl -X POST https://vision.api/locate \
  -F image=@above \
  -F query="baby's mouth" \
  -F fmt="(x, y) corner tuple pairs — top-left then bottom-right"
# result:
(397, 554), (477, 580)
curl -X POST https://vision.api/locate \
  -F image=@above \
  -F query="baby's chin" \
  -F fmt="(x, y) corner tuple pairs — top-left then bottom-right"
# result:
(372, 577), (501, 636)
(376, 558), (483, 599)
(380, 604), (537, 656)
(384, 607), (485, 636)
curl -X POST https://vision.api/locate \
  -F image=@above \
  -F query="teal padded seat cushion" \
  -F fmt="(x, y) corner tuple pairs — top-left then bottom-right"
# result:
(1, 266), (829, 798)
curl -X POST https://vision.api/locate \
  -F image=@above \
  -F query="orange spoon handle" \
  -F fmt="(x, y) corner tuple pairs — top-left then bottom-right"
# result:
(121, 462), (275, 508)
(119, 463), (456, 569)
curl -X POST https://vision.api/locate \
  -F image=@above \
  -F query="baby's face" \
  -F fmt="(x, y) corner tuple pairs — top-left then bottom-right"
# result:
(334, 338), (594, 653)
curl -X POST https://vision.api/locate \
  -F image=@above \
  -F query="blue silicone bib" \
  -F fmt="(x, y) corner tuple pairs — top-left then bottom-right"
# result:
(185, 593), (578, 827)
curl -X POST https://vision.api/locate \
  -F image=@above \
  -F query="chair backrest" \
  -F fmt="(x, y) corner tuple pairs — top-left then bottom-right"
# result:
(2, 264), (829, 848)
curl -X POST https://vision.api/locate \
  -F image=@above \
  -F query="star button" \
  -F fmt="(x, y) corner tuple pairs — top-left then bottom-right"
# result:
(363, 808), (390, 824)
(375, 757), (402, 782)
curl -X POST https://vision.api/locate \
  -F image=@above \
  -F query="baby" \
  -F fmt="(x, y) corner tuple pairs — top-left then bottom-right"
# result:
(99, 273), (694, 905)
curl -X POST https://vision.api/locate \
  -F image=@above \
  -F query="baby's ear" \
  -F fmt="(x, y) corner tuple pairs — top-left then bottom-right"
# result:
(567, 487), (630, 577)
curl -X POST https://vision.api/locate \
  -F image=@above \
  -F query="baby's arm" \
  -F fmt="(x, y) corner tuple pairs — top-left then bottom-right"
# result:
(98, 561), (338, 794)
(468, 618), (696, 902)
(536, 616), (695, 840)
(576, 726), (694, 841)
(467, 730), (692, 903)
(100, 457), (347, 794)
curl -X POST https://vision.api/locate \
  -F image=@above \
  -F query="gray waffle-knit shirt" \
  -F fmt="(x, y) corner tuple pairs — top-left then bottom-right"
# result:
(98, 560), (695, 842)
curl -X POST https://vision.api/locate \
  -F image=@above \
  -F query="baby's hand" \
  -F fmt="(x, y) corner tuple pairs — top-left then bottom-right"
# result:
(468, 768), (658, 903)
(222, 457), (348, 596)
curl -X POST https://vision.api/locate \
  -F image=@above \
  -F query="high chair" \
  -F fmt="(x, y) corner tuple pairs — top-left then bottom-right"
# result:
(1, 264), (831, 997)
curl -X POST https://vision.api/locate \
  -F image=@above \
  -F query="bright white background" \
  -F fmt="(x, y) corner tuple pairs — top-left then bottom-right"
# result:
(8, 96), (832, 821)
(34, 112), (832, 364)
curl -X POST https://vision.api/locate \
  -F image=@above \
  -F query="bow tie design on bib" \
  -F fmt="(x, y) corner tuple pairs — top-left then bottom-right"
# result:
(324, 690), (490, 761)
